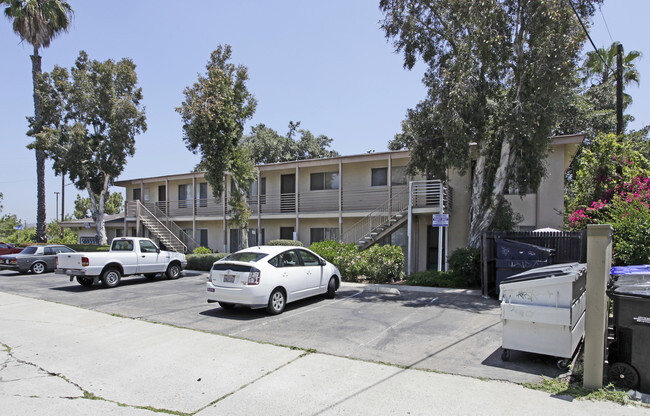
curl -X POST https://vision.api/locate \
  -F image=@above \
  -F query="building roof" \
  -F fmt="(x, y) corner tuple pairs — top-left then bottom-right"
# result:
(113, 134), (584, 186)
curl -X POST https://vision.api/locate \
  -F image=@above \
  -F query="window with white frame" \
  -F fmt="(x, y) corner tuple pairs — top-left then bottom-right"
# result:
(178, 184), (193, 208)
(310, 227), (339, 244)
(310, 172), (339, 191)
(371, 167), (388, 186)
(391, 166), (408, 185)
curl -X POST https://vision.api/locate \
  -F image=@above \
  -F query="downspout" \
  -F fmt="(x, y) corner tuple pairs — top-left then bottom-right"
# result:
(257, 169), (262, 245)
(338, 159), (343, 242)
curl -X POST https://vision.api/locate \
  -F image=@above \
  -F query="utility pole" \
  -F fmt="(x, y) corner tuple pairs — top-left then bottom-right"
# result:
(54, 191), (60, 222)
(616, 43), (624, 136)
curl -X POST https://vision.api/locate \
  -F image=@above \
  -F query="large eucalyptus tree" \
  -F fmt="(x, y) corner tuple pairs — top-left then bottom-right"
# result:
(381, 0), (601, 247)
(2, 0), (73, 242)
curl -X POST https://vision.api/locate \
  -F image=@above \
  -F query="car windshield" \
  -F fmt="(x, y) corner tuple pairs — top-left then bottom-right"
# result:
(223, 252), (268, 263)
(22, 247), (38, 254)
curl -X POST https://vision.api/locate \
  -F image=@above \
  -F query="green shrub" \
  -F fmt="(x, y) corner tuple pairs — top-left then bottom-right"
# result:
(193, 246), (212, 254)
(448, 247), (481, 286)
(66, 244), (110, 252)
(267, 239), (303, 246)
(405, 270), (475, 288)
(186, 253), (229, 271)
(309, 240), (405, 283)
(364, 244), (405, 283)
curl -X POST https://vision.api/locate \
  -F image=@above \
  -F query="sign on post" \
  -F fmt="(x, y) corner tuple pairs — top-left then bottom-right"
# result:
(432, 214), (449, 227)
(13, 224), (24, 230)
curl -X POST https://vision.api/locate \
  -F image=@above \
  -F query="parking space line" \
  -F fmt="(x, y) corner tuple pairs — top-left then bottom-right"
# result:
(345, 296), (439, 356)
(227, 290), (364, 336)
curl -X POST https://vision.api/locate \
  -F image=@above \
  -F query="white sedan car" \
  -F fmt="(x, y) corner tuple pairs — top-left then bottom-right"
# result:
(207, 245), (341, 314)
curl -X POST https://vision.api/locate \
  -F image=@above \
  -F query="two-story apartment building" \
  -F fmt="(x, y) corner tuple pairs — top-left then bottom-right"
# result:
(75, 134), (583, 274)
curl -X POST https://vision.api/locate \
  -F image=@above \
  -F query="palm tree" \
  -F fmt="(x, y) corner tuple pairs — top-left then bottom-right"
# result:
(582, 41), (641, 87)
(2, 0), (73, 242)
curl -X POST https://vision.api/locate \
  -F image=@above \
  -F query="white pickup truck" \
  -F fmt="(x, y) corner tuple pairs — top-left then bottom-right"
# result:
(56, 237), (187, 288)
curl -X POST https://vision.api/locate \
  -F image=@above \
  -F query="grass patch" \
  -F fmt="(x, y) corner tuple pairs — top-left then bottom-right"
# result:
(523, 378), (636, 406)
(404, 270), (479, 289)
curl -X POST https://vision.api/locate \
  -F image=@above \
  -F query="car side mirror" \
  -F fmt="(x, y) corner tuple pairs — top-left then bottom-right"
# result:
(157, 248), (161, 253)
(319, 259), (326, 266)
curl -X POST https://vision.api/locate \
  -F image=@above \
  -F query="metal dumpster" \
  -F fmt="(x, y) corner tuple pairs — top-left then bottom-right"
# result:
(499, 262), (587, 369)
(607, 283), (650, 393)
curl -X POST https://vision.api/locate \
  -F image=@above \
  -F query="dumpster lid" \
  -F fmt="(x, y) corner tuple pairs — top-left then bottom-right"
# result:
(500, 262), (585, 284)
(610, 265), (650, 275)
(497, 239), (555, 254)
(607, 284), (650, 299)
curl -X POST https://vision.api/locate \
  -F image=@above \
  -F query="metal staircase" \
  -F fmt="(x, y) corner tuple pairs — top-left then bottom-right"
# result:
(341, 180), (451, 250)
(341, 187), (410, 249)
(127, 201), (199, 253)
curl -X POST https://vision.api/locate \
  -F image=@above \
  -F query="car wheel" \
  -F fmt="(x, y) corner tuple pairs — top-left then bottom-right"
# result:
(166, 263), (181, 279)
(266, 288), (286, 315)
(218, 302), (235, 310)
(30, 262), (46, 274)
(101, 268), (122, 288)
(325, 276), (337, 299)
(77, 276), (94, 287)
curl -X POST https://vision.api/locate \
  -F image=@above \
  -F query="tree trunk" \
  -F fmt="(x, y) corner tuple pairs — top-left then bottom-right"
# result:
(467, 135), (514, 248)
(31, 46), (47, 243)
(87, 177), (109, 245)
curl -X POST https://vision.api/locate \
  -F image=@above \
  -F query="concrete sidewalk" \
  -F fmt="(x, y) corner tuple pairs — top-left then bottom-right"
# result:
(0, 291), (647, 416)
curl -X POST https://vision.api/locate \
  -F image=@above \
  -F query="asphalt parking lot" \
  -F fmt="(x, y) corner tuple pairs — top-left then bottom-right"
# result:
(0, 269), (569, 384)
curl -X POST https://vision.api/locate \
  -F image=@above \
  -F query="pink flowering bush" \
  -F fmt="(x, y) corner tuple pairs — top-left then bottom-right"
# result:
(569, 176), (650, 265)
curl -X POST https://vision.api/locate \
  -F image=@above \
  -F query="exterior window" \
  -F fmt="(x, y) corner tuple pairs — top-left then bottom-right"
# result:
(178, 184), (193, 208)
(310, 172), (339, 190)
(280, 227), (294, 240)
(143, 188), (150, 202)
(116, 228), (124, 238)
(251, 178), (267, 204)
(310, 227), (339, 244)
(198, 183), (208, 208)
(371, 168), (388, 186)
(391, 166), (408, 185)
(133, 188), (141, 201)
(230, 229), (265, 252)
(198, 229), (209, 248)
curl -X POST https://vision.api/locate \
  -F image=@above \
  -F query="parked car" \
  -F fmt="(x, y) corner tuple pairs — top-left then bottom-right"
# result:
(0, 241), (23, 256)
(206, 245), (341, 315)
(0, 245), (75, 274)
(56, 237), (187, 288)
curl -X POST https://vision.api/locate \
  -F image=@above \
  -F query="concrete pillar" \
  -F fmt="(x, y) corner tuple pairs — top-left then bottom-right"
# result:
(583, 224), (612, 390)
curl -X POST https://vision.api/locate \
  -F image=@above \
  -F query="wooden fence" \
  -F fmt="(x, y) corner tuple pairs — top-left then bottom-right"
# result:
(481, 230), (587, 297)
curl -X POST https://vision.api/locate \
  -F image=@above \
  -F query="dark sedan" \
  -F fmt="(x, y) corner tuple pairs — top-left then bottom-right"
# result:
(0, 245), (75, 274)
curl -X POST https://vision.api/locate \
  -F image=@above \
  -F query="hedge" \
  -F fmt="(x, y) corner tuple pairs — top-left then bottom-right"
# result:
(309, 240), (405, 283)
(267, 239), (303, 246)
(186, 253), (229, 271)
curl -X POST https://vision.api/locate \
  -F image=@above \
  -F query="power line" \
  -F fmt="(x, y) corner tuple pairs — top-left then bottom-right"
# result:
(599, 4), (614, 43)
(568, 0), (613, 73)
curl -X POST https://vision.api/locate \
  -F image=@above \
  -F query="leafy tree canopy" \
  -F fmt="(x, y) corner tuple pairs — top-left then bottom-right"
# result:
(176, 45), (257, 248)
(74, 191), (124, 220)
(32, 50), (147, 244)
(242, 122), (339, 164)
(176, 44), (257, 197)
(380, 0), (601, 247)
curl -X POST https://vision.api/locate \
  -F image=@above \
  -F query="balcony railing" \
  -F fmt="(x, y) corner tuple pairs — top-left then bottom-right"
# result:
(125, 182), (450, 218)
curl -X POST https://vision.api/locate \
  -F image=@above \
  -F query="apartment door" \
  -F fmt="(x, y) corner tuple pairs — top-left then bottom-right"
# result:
(281, 174), (296, 213)
(158, 185), (166, 214)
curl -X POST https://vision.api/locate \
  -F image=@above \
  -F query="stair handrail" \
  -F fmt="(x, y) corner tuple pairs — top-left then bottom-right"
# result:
(341, 186), (410, 244)
(133, 201), (188, 253)
(147, 202), (200, 252)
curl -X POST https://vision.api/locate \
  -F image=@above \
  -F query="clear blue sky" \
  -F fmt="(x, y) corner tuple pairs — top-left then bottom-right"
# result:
(1, 0), (648, 224)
